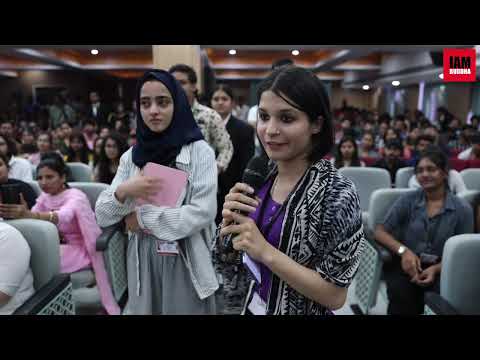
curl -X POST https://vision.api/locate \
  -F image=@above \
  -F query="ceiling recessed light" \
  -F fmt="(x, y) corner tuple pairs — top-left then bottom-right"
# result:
(439, 73), (444, 79)
(362, 85), (370, 90)
(229, 49), (236, 55)
(291, 50), (300, 56)
(392, 80), (400, 86)
(91, 49), (99, 55)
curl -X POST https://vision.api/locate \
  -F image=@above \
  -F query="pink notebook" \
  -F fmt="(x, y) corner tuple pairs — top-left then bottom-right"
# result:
(135, 162), (189, 208)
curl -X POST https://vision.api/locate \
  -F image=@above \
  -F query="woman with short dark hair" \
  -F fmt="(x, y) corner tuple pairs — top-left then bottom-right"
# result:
(215, 66), (366, 315)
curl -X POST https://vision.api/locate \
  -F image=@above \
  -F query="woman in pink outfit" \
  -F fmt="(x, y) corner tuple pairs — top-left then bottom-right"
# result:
(0, 152), (119, 315)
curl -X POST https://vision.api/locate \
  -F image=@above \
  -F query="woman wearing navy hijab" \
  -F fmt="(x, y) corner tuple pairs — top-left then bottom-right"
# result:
(96, 69), (219, 314)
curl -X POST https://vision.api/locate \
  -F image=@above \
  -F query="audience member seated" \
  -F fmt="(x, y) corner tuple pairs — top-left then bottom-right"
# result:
(54, 122), (72, 155)
(127, 131), (136, 147)
(359, 131), (378, 158)
(424, 124), (450, 157)
(375, 119), (390, 149)
(3, 152), (119, 314)
(0, 119), (21, 153)
(82, 119), (98, 151)
(374, 139), (406, 185)
(0, 135), (33, 182)
(92, 137), (104, 168)
(65, 131), (90, 165)
(0, 222), (35, 315)
(108, 102), (130, 137)
(407, 134), (435, 167)
(374, 146), (474, 314)
(379, 128), (411, 159)
(458, 133), (480, 160)
(333, 136), (365, 169)
(408, 147), (467, 194)
(19, 128), (38, 165)
(99, 126), (110, 139)
(94, 133), (127, 184)
(26, 132), (55, 167)
(393, 115), (408, 141)
(335, 118), (356, 144)
(0, 153), (37, 211)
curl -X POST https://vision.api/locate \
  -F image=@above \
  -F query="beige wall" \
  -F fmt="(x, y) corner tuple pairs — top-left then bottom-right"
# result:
(152, 45), (203, 91)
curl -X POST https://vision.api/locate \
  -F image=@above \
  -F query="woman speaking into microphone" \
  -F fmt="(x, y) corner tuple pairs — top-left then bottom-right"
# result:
(216, 66), (366, 315)
(95, 69), (219, 315)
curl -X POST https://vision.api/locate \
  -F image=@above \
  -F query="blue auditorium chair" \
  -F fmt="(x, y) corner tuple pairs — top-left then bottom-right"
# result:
(424, 234), (480, 315)
(7, 219), (75, 315)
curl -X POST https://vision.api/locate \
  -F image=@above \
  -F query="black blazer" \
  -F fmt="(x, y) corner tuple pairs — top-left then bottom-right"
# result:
(88, 103), (111, 129)
(218, 115), (255, 201)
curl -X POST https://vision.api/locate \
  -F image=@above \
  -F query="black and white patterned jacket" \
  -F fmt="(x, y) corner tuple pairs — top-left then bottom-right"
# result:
(216, 158), (366, 315)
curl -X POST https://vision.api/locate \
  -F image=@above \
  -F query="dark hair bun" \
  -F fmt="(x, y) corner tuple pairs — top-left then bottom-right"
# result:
(37, 151), (71, 180)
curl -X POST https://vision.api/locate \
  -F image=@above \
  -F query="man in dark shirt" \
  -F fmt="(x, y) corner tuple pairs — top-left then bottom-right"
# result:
(0, 153), (37, 211)
(374, 139), (407, 186)
(406, 134), (435, 167)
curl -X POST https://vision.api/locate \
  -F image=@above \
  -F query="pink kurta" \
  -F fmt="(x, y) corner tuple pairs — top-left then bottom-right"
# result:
(32, 188), (120, 315)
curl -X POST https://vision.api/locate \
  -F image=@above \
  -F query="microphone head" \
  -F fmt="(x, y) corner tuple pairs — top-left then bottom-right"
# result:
(242, 154), (270, 192)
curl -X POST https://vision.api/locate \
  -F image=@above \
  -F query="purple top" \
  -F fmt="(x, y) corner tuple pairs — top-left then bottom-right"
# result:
(248, 177), (286, 302)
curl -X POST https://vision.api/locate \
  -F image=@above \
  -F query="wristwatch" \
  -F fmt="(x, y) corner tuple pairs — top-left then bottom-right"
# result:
(397, 245), (407, 256)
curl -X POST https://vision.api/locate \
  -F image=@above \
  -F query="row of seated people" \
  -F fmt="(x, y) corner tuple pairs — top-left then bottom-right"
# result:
(0, 152), (119, 315)
(0, 127), (126, 185)
(328, 136), (480, 190)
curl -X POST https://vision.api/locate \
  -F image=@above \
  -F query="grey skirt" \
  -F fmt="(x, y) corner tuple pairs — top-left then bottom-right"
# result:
(123, 234), (216, 315)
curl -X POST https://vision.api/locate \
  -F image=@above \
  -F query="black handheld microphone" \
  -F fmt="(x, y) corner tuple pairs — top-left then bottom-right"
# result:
(222, 154), (270, 253)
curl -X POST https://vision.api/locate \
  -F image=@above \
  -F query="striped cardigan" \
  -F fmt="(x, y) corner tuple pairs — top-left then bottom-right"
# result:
(95, 140), (219, 301)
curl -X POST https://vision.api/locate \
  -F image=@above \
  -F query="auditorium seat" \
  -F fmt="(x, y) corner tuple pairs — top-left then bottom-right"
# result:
(460, 169), (480, 191)
(468, 159), (480, 168)
(69, 182), (109, 210)
(21, 180), (124, 313)
(6, 219), (75, 315)
(367, 188), (415, 237)
(67, 162), (93, 182)
(338, 167), (391, 228)
(395, 167), (414, 189)
(424, 234), (480, 315)
(350, 239), (383, 315)
(449, 158), (469, 172)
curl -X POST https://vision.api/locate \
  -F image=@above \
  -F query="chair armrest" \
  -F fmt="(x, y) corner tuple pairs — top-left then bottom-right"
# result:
(424, 292), (458, 315)
(96, 222), (124, 251)
(13, 274), (74, 315)
(368, 239), (393, 264)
